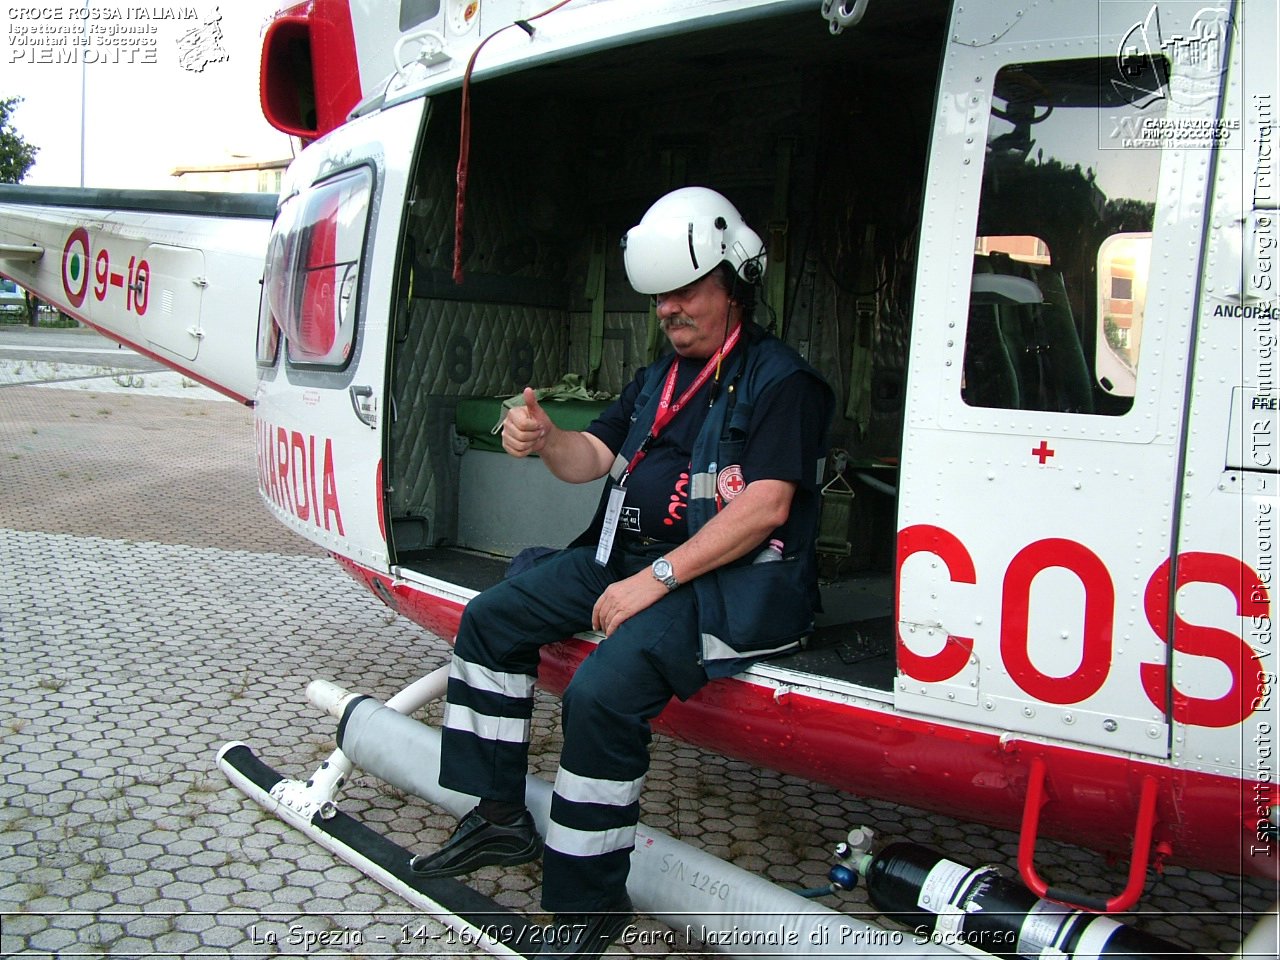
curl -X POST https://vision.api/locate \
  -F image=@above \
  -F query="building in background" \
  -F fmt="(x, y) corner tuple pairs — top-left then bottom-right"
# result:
(171, 158), (291, 193)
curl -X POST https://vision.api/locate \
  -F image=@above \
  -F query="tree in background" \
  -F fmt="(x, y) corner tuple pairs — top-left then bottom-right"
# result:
(0, 97), (39, 184)
(0, 97), (40, 323)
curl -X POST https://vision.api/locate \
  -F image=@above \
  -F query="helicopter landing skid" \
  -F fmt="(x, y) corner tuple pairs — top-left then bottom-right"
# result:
(217, 741), (542, 959)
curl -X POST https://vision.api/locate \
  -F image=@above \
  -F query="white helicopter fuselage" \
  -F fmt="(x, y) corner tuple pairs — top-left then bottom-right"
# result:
(1, 0), (1276, 913)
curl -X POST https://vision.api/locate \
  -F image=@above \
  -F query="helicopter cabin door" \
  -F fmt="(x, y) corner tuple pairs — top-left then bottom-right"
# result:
(253, 96), (428, 572)
(894, 3), (1233, 758)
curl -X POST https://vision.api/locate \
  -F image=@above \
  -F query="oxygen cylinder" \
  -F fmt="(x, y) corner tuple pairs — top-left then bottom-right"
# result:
(859, 842), (1197, 959)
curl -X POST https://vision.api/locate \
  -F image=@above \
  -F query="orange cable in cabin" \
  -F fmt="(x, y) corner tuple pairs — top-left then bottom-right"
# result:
(454, 0), (578, 285)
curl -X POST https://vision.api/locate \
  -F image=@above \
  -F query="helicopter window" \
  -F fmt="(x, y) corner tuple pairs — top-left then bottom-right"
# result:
(401, 0), (442, 32)
(256, 197), (294, 368)
(259, 166), (372, 370)
(963, 57), (1166, 416)
(255, 297), (280, 366)
(1096, 232), (1151, 398)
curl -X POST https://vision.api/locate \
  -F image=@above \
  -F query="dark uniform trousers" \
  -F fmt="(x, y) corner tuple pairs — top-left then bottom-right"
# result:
(438, 539), (708, 913)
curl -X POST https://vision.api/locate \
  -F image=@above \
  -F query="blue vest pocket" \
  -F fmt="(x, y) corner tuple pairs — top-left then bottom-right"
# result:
(708, 558), (813, 660)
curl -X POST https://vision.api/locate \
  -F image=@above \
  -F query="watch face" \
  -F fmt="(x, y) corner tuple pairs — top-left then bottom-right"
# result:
(652, 558), (676, 588)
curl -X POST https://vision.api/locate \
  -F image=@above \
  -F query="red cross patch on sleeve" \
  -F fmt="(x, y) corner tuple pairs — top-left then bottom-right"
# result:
(716, 464), (746, 503)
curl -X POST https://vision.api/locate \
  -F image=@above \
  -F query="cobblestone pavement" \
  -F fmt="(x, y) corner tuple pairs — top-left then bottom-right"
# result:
(0, 350), (1275, 957)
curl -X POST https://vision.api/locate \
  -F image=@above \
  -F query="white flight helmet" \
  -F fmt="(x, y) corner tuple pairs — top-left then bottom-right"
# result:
(621, 186), (766, 295)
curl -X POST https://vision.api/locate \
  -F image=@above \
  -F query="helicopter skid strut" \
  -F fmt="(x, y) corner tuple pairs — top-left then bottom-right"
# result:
(217, 675), (968, 958)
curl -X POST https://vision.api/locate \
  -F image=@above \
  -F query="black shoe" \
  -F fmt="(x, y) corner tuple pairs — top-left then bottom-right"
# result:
(537, 897), (633, 958)
(408, 807), (542, 878)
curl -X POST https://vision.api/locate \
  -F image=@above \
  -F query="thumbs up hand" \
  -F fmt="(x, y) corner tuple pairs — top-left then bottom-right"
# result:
(502, 387), (554, 458)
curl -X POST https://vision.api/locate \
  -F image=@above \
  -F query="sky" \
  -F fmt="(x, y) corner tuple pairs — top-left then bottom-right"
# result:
(1, 2), (295, 189)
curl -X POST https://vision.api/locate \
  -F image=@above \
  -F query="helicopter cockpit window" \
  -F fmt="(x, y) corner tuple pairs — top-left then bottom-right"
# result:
(258, 166), (372, 370)
(963, 58), (1166, 416)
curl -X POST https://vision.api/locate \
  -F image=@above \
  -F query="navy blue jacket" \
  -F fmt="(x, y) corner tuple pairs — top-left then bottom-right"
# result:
(580, 322), (835, 676)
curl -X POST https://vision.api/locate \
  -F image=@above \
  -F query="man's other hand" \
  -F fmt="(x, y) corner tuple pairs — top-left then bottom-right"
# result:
(592, 571), (668, 636)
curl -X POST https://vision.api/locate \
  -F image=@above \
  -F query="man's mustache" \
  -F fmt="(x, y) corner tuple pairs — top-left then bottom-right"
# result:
(661, 316), (697, 330)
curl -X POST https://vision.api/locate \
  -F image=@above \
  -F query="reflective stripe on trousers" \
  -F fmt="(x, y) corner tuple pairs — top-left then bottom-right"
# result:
(436, 544), (708, 912)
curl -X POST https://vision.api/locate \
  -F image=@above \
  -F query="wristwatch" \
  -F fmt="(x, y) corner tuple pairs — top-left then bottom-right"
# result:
(651, 556), (679, 591)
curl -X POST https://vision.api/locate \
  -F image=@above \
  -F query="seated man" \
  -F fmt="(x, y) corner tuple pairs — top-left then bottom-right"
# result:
(410, 186), (834, 958)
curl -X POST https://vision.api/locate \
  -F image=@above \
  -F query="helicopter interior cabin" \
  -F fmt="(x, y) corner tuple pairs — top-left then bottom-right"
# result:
(383, 3), (1162, 693)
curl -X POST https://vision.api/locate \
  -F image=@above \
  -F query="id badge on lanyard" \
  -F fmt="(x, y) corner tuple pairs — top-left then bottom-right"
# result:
(595, 483), (628, 566)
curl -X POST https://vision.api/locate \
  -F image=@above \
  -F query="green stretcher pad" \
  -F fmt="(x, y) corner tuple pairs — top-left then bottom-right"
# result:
(455, 397), (613, 454)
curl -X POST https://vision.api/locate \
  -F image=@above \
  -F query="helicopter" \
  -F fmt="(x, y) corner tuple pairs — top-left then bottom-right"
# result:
(0, 0), (1275, 955)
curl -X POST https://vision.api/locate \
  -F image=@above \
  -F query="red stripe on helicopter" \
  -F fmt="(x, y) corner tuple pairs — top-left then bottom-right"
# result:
(331, 553), (1279, 881)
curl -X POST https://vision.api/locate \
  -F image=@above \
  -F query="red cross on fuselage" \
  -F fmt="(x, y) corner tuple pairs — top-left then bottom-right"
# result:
(1032, 441), (1056, 464)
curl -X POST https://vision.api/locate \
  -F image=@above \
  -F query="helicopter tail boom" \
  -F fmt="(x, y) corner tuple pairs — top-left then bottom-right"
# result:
(0, 184), (274, 404)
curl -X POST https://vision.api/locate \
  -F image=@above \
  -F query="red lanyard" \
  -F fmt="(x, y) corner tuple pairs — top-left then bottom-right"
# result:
(621, 323), (742, 482)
